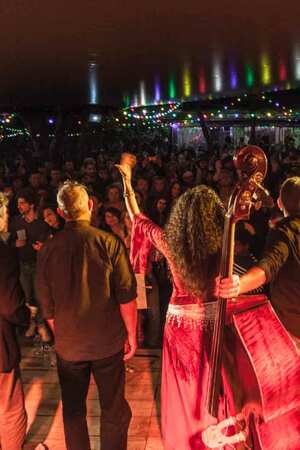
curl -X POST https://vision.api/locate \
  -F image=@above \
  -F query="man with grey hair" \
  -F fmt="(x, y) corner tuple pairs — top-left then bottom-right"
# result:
(36, 181), (137, 450)
(0, 192), (30, 450)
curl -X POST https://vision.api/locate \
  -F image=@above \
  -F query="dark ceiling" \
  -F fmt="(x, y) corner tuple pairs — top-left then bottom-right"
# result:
(2, 0), (300, 106)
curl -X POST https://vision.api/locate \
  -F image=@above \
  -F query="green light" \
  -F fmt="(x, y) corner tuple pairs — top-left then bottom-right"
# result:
(123, 94), (130, 108)
(245, 64), (255, 88)
(169, 76), (176, 99)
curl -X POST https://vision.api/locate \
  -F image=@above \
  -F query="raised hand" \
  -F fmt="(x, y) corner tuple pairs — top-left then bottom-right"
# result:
(115, 153), (137, 180)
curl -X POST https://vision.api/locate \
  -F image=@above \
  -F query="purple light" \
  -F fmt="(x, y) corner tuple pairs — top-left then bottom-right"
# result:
(230, 64), (238, 89)
(48, 118), (54, 124)
(155, 76), (161, 103)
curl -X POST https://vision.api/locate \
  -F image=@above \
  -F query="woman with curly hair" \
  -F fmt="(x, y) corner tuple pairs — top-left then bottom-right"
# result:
(116, 154), (226, 450)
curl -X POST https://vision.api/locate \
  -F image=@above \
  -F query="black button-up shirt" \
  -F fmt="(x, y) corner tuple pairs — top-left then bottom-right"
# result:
(36, 220), (137, 361)
(257, 216), (300, 337)
(9, 215), (51, 263)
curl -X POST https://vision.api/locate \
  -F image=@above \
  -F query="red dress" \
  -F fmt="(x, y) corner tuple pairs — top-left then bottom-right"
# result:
(131, 214), (232, 450)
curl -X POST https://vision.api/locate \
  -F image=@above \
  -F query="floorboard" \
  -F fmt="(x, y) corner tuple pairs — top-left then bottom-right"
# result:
(20, 342), (163, 450)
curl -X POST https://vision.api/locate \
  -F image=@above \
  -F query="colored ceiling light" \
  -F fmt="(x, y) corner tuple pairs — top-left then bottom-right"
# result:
(198, 67), (206, 94)
(154, 76), (161, 103)
(245, 63), (255, 88)
(124, 94), (130, 108)
(88, 60), (99, 105)
(183, 64), (192, 98)
(139, 81), (146, 105)
(133, 93), (139, 107)
(261, 53), (272, 85)
(293, 44), (300, 80)
(213, 56), (222, 92)
(279, 60), (287, 82)
(169, 75), (176, 99)
(230, 63), (238, 89)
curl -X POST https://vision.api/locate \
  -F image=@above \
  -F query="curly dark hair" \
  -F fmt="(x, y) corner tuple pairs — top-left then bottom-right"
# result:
(164, 185), (225, 295)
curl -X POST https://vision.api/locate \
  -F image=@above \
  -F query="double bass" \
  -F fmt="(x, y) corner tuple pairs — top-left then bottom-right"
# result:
(202, 145), (300, 449)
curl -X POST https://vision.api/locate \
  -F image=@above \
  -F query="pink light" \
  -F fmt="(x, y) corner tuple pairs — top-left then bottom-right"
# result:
(198, 67), (206, 94)
(279, 60), (287, 82)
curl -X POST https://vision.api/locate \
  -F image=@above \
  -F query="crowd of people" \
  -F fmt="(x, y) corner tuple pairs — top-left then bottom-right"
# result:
(1, 133), (300, 449)
(1, 136), (300, 336)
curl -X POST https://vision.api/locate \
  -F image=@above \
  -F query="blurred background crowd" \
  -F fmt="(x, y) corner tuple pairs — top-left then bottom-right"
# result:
(1, 133), (299, 350)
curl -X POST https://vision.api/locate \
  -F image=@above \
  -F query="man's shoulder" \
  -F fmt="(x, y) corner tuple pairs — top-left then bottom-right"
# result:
(32, 217), (49, 229)
(59, 224), (117, 244)
(273, 217), (300, 240)
(76, 223), (111, 238)
(85, 225), (121, 247)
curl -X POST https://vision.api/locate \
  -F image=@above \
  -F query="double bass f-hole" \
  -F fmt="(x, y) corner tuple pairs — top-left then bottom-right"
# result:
(202, 146), (268, 449)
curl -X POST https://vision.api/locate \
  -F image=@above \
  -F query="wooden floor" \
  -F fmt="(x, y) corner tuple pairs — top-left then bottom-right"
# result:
(21, 340), (163, 450)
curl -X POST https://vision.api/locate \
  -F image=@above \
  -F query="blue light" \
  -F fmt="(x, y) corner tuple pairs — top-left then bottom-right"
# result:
(89, 60), (99, 104)
(230, 64), (238, 89)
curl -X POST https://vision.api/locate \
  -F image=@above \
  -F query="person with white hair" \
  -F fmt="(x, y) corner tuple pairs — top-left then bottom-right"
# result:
(36, 181), (137, 450)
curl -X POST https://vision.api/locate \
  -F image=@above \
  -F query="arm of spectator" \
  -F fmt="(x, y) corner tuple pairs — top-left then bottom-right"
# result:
(217, 268), (267, 298)
(256, 229), (290, 283)
(32, 241), (44, 251)
(15, 239), (26, 248)
(120, 300), (137, 360)
(217, 228), (290, 298)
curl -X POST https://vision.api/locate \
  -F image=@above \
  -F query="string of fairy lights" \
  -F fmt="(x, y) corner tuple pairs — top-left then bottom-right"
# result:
(110, 91), (300, 130)
(1, 89), (300, 141)
(0, 114), (31, 140)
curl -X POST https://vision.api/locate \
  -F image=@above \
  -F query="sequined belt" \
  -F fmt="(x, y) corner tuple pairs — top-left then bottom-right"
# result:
(166, 302), (216, 328)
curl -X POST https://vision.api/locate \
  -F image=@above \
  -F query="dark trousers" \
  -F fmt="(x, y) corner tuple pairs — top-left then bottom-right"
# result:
(19, 262), (37, 306)
(56, 351), (132, 450)
(20, 261), (44, 325)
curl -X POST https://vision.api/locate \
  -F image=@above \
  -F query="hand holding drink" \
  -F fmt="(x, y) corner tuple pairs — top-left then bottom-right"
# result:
(16, 229), (26, 248)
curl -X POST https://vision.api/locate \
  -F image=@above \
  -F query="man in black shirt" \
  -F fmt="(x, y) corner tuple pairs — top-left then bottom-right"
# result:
(9, 188), (51, 341)
(36, 181), (137, 450)
(218, 176), (300, 346)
